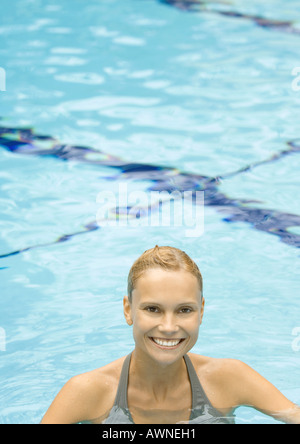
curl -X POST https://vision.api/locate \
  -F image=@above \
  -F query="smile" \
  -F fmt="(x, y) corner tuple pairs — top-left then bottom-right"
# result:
(150, 337), (185, 348)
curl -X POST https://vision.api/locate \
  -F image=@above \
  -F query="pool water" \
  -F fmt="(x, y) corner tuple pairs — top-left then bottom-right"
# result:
(0, 0), (299, 424)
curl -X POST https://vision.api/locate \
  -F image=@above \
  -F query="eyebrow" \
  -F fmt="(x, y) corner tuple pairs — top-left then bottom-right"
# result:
(139, 301), (199, 307)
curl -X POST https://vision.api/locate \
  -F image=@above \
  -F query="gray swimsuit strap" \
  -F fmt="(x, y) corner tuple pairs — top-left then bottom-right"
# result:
(113, 353), (132, 411)
(183, 353), (209, 411)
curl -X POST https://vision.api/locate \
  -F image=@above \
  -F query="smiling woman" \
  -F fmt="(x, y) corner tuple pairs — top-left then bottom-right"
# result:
(40, 246), (300, 424)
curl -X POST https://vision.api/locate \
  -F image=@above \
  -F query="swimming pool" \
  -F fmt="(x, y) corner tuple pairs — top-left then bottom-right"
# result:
(0, 0), (299, 424)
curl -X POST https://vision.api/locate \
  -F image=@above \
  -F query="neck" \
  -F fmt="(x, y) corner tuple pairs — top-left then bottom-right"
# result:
(130, 348), (188, 399)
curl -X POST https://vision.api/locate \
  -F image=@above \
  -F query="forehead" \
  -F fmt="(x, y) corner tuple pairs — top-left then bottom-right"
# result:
(132, 268), (201, 303)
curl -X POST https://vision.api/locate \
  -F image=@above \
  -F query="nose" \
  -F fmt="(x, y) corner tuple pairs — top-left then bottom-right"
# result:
(158, 312), (179, 336)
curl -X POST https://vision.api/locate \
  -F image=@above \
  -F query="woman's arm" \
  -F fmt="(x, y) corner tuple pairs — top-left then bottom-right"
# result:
(231, 360), (300, 424)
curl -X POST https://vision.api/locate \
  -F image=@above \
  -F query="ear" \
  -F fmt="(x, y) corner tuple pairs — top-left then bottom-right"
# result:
(123, 295), (133, 326)
(199, 297), (205, 326)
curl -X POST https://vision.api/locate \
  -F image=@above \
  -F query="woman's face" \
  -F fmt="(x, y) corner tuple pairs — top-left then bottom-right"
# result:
(123, 268), (204, 366)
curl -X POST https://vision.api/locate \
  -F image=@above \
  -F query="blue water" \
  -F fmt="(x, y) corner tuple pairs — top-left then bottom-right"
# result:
(0, 0), (300, 424)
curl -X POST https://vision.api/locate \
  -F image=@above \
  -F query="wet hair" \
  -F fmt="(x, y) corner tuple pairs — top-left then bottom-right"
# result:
(127, 245), (203, 303)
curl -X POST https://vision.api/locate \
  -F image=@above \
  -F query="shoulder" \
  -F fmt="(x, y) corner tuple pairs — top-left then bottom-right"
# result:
(41, 355), (127, 424)
(187, 352), (245, 377)
(187, 353), (297, 417)
(69, 355), (127, 411)
(187, 353), (250, 408)
(70, 355), (126, 392)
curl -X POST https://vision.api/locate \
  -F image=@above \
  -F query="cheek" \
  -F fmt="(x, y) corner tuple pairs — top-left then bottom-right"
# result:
(132, 314), (158, 338)
(182, 314), (201, 333)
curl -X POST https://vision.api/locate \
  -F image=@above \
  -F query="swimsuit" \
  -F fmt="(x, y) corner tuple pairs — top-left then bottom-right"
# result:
(103, 353), (234, 424)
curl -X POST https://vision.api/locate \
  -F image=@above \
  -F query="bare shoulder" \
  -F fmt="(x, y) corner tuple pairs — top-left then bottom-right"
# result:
(71, 355), (126, 392)
(187, 353), (248, 409)
(41, 355), (127, 424)
(187, 352), (244, 377)
(187, 353), (298, 421)
(187, 353), (265, 391)
(69, 355), (127, 412)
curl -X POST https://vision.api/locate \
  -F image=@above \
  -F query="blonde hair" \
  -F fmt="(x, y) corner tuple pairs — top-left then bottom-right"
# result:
(127, 245), (203, 302)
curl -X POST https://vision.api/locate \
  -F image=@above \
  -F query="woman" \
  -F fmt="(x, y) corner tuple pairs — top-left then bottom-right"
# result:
(41, 246), (300, 424)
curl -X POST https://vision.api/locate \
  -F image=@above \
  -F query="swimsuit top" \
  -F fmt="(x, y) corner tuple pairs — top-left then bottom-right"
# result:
(103, 353), (235, 424)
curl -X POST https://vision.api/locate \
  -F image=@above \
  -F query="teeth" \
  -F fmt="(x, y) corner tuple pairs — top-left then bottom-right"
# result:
(152, 338), (182, 347)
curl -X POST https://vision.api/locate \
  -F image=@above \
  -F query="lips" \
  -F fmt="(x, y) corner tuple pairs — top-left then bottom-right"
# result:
(150, 337), (185, 348)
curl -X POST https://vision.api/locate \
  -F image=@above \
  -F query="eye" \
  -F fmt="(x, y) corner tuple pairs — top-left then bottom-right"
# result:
(179, 307), (193, 314)
(145, 306), (160, 313)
